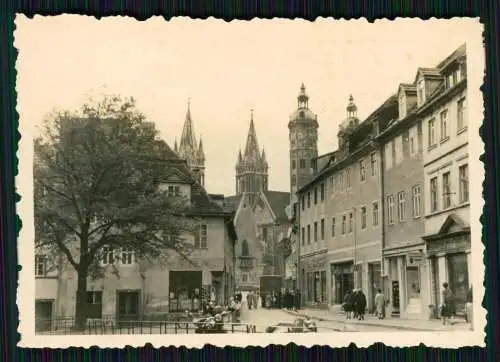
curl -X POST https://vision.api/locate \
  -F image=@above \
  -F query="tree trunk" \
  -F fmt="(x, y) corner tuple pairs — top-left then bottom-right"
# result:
(74, 269), (88, 331)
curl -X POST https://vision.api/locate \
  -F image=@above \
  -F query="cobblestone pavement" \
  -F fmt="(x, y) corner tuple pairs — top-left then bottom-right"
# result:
(283, 308), (472, 332)
(240, 307), (400, 332)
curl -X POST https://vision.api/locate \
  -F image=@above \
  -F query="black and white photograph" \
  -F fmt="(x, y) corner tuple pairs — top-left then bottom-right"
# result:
(15, 16), (485, 348)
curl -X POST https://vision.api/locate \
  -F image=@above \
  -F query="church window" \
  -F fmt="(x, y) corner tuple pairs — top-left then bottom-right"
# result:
(300, 111), (305, 118)
(301, 196), (305, 210)
(292, 159), (296, 169)
(320, 183), (325, 202)
(314, 188), (318, 205)
(241, 240), (249, 256)
(307, 192), (311, 208)
(292, 175), (297, 186)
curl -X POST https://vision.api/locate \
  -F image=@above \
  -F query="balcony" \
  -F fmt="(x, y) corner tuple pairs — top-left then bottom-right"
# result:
(238, 256), (254, 269)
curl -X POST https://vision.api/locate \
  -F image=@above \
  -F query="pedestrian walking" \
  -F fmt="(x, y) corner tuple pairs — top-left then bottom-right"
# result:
(440, 282), (456, 326)
(355, 289), (367, 320)
(349, 289), (358, 319)
(374, 289), (386, 319)
(246, 291), (253, 310)
(466, 286), (473, 330)
(343, 290), (353, 319)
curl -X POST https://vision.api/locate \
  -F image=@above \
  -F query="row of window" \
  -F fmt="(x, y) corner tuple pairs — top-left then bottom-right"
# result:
(427, 96), (467, 149)
(429, 164), (469, 213)
(300, 153), (379, 210)
(385, 124), (422, 170)
(300, 201), (381, 245)
(35, 225), (209, 275)
(386, 185), (422, 225)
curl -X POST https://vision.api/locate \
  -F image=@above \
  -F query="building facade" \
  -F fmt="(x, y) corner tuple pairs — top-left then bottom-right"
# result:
(226, 112), (290, 291)
(35, 139), (236, 330)
(379, 84), (428, 319)
(420, 45), (470, 316)
(297, 96), (395, 310)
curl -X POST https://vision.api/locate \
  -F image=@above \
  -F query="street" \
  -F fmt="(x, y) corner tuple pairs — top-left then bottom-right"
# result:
(241, 308), (397, 333)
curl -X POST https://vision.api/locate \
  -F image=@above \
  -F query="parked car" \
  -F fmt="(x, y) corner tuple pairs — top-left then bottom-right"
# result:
(265, 317), (317, 333)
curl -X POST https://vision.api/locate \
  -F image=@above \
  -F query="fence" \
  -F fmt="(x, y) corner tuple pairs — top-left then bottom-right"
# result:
(35, 315), (258, 335)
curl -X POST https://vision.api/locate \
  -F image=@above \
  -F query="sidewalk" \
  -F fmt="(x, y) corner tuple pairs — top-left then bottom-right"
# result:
(283, 308), (471, 332)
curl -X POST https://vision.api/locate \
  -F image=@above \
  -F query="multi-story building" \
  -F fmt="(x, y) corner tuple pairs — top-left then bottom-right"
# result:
(35, 120), (236, 331)
(226, 111), (290, 292)
(378, 83), (428, 319)
(419, 44), (470, 317)
(297, 95), (396, 310)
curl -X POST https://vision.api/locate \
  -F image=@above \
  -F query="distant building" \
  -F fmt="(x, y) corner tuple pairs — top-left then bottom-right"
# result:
(34, 134), (236, 331)
(226, 111), (290, 292)
(174, 100), (206, 186)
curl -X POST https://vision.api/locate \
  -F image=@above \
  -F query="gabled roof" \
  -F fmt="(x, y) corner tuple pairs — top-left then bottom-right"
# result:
(260, 190), (290, 222)
(398, 83), (417, 93)
(414, 67), (442, 83)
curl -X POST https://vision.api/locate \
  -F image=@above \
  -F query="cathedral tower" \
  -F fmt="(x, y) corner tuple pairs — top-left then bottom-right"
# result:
(288, 83), (319, 205)
(235, 110), (269, 204)
(175, 99), (206, 186)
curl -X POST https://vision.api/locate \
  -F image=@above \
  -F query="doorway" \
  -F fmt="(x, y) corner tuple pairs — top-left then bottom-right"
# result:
(116, 290), (140, 322)
(35, 299), (53, 332)
(369, 262), (382, 312)
(448, 253), (469, 315)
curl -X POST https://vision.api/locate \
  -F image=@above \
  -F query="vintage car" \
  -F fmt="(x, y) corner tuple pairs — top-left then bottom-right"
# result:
(265, 317), (318, 333)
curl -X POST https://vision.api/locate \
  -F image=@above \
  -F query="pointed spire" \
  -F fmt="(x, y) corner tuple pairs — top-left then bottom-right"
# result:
(238, 149), (243, 162)
(174, 139), (178, 153)
(197, 137), (205, 161)
(179, 98), (198, 159)
(261, 148), (268, 168)
(244, 109), (261, 161)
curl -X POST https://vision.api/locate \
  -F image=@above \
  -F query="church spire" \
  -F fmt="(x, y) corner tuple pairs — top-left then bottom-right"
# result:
(177, 98), (206, 187)
(346, 94), (358, 118)
(179, 98), (197, 156)
(244, 109), (261, 161)
(174, 138), (178, 153)
(197, 137), (205, 161)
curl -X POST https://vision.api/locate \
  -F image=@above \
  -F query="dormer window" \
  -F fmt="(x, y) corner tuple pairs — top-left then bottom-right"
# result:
(417, 79), (425, 106)
(398, 93), (407, 119)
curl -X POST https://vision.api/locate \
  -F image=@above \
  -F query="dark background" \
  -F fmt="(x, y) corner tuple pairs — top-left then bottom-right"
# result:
(1, 0), (498, 361)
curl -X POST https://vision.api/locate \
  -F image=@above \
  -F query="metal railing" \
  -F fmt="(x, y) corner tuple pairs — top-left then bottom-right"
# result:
(35, 315), (258, 335)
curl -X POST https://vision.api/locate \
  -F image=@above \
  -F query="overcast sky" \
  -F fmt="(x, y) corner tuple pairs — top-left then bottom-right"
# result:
(15, 16), (482, 196)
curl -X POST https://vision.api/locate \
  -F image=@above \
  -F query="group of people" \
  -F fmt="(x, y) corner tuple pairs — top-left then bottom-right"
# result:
(262, 289), (301, 310)
(342, 288), (369, 320)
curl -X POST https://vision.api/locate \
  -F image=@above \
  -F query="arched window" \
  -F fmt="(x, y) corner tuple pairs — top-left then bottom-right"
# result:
(241, 240), (249, 256)
(291, 174), (297, 186)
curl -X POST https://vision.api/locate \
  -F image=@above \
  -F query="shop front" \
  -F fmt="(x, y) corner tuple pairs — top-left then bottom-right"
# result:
(425, 231), (471, 316)
(382, 243), (429, 319)
(300, 251), (327, 307)
(330, 261), (354, 305)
